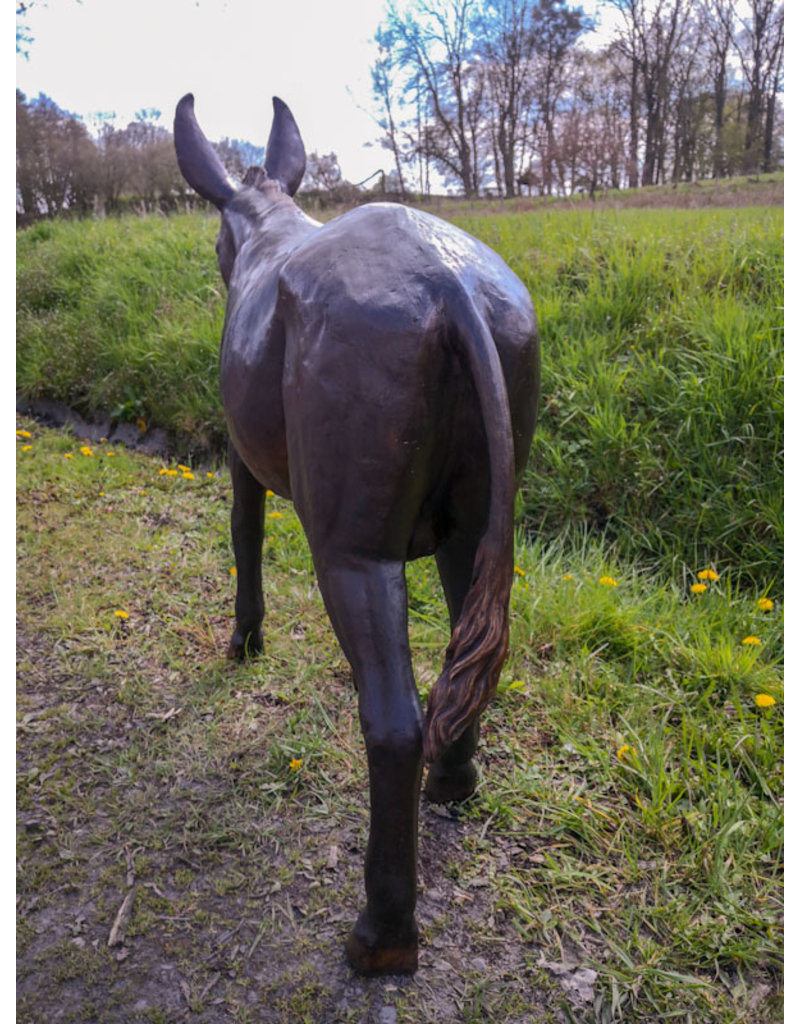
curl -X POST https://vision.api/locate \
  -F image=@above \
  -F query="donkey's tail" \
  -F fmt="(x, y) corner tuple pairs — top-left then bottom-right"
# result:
(423, 290), (517, 765)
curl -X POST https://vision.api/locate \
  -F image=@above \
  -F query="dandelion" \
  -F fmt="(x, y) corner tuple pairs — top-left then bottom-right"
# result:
(106, 451), (116, 457)
(267, 511), (283, 519)
(755, 693), (776, 708)
(178, 464), (191, 472)
(206, 472), (214, 478)
(21, 444), (32, 451)
(742, 636), (762, 646)
(166, 469), (177, 476)
(288, 758), (303, 772)
(182, 471), (195, 480)
(80, 446), (94, 456)
(63, 453), (73, 459)
(113, 610), (129, 620)
(230, 567), (237, 577)
(16, 430), (31, 439)
(617, 744), (636, 762)
(756, 597), (774, 612)
(514, 566), (526, 577)
(698, 569), (719, 581)
(562, 573), (575, 581)
(266, 489), (275, 498)
(599, 576), (618, 587)
(691, 583), (708, 594)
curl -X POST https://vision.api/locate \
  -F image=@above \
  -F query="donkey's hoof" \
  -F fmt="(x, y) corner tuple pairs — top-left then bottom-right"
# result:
(424, 759), (478, 803)
(226, 629), (263, 660)
(345, 917), (419, 976)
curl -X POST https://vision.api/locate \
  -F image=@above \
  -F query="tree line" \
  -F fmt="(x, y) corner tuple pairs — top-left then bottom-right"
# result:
(16, 91), (383, 223)
(371, 0), (783, 198)
(15, 91), (270, 224)
(16, 0), (782, 221)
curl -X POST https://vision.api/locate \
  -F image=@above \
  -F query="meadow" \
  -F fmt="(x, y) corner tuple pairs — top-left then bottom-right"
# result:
(16, 197), (783, 1022)
(17, 202), (783, 584)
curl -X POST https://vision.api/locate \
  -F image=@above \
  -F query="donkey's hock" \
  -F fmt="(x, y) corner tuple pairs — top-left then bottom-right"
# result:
(174, 93), (540, 976)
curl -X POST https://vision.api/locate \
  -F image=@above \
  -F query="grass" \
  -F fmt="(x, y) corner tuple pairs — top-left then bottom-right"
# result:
(16, 192), (783, 1019)
(448, 206), (783, 586)
(16, 215), (226, 448)
(16, 424), (783, 1022)
(17, 202), (783, 587)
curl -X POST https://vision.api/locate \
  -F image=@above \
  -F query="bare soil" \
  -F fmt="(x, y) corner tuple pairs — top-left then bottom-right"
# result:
(16, 621), (567, 1023)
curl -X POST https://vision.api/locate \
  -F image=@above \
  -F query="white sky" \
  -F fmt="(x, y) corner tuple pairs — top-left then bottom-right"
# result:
(15, 0), (622, 185)
(15, 0), (393, 184)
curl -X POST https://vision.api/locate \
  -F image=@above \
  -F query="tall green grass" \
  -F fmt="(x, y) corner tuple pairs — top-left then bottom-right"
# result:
(16, 206), (783, 587)
(16, 215), (226, 447)
(451, 208), (783, 587)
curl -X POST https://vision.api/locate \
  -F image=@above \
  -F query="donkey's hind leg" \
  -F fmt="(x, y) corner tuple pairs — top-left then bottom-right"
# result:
(315, 555), (423, 975)
(227, 443), (266, 659)
(425, 533), (482, 803)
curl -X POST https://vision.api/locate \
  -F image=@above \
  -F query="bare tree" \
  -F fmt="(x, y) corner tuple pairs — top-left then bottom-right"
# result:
(698, 0), (736, 178)
(382, 0), (485, 196)
(528, 0), (591, 194)
(371, 24), (410, 198)
(305, 152), (345, 191)
(16, 92), (97, 219)
(731, 0), (783, 173)
(478, 0), (536, 197)
(609, 0), (694, 187)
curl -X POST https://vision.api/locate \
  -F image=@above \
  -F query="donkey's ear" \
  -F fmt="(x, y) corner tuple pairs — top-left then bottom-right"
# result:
(265, 97), (306, 197)
(173, 94), (237, 209)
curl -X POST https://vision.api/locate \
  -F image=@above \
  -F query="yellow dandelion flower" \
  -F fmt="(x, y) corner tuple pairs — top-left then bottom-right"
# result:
(158, 468), (168, 475)
(64, 453), (73, 459)
(166, 469), (178, 476)
(266, 489), (275, 498)
(16, 430), (31, 439)
(80, 446), (94, 456)
(514, 566), (526, 577)
(288, 758), (303, 772)
(106, 451), (115, 457)
(206, 472), (214, 478)
(742, 636), (762, 646)
(21, 444), (32, 451)
(756, 597), (774, 612)
(617, 744), (636, 762)
(113, 610), (129, 620)
(755, 693), (776, 708)
(697, 569), (719, 581)
(182, 471), (195, 480)
(691, 583), (708, 594)
(177, 464), (191, 472)
(229, 567), (237, 577)
(599, 576), (618, 587)
(267, 511), (283, 519)
(562, 573), (574, 581)
(99, 492), (105, 497)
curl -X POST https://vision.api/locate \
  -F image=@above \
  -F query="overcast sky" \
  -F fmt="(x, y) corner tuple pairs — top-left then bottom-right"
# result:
(15, 0), (396, 183)
(15, 0), (628, 185)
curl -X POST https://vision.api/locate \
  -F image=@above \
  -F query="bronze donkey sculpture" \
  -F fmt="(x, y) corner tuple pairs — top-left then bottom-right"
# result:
(173, 94), (540, 975)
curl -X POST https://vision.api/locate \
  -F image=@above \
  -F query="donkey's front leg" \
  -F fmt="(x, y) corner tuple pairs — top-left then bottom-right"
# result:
(227, 443), (266, 659)
(317, 557), (423, 975)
